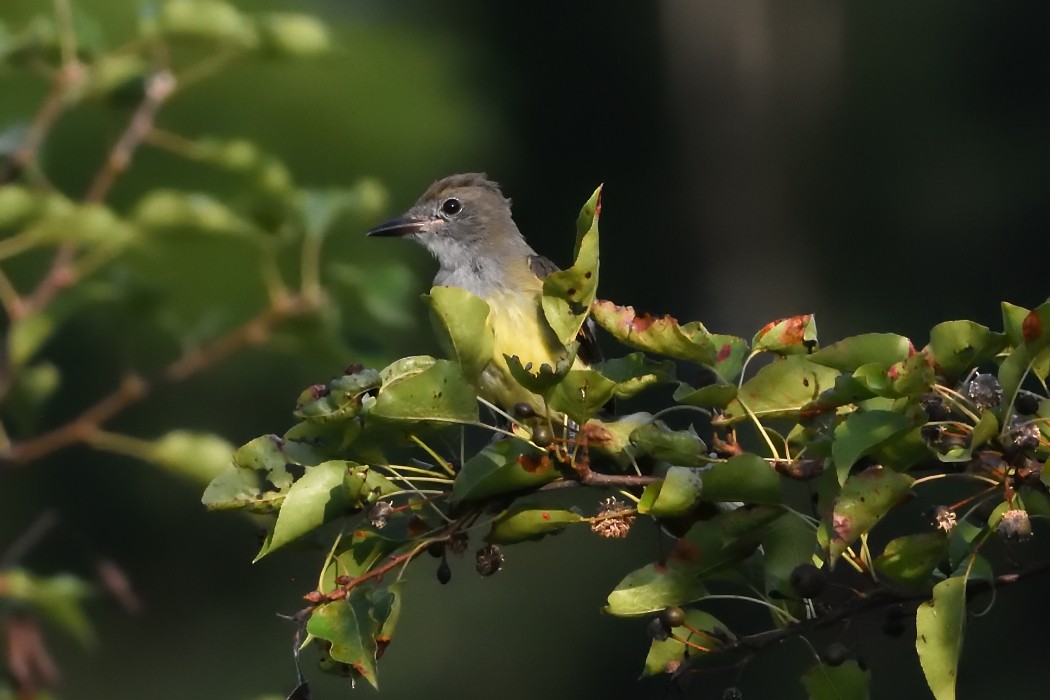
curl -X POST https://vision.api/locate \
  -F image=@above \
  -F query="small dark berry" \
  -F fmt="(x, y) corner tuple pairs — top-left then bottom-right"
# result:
(821, 642), (848, 667)
(660, 606), (686, 628)
(789, 563), (826, 599)
(723, 688), (743, 700)
(1007, 415), (1040, 453)
(646, 617), (671, 642)
(920, 396), (951, 422)
(512, 402), (536, 420)
(1014, 391), (1041, 416)
(426, 541), (446, 558)
(436, 557), (452, 585)
(997, 509), (1033, 540)
(531, 423), (554, 448)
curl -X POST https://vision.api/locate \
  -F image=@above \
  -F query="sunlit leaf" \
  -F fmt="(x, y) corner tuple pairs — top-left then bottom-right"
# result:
(916, 577), (966, 700)
(831, 410), (914, 484)
(801, 660), (870, 700)
(925, 321), (1006, 379)
(809, 333), (913, 372)
(604, 563), (708, 617)
(874, 532), (947, 589)
(369, 359), (478, 424)
(753, 314), (817, 355)
(487, 504), (583, 544)
(637, 467), (704, 517)
(827, 467), (913, 565)
(541, 185), (601, 345)
(424, 286), (493, 384)
(642, 609), (725, 677)
(721, 356), (841, 424)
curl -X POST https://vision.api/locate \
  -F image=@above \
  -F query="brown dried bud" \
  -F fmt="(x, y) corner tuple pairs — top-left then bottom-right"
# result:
(475, 544), (504, 577)
(367, 501), (394, 529)
(998, 508), (1033, 541)
(591, 496), (635, 539)
(933, 506), (957, 533)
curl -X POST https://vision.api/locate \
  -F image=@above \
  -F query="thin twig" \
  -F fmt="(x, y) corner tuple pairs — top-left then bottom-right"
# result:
(0, 294), (320, 467)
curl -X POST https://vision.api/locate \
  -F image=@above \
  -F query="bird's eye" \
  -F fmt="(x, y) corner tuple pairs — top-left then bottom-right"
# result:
(440, 198), (462, 216)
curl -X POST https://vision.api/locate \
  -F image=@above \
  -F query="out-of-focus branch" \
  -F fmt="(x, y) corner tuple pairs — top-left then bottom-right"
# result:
(0, 294), (321, 467)
(22, 70), (178, 317)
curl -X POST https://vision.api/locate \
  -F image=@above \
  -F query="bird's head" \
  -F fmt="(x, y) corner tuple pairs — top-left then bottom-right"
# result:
(367, 173), (528, 272)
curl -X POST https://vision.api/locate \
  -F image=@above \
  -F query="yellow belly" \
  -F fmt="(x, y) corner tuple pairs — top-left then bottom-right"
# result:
(480, 288), (585, 413)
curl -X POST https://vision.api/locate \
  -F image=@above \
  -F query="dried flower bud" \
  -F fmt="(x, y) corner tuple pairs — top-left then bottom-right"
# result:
(367, 501), (394, 529)
(475, 544), (504, 577)
(966, 373), (1002, 409)
(591, 496), (635, 539)
(933, 506), (957, 533)
(997, 508), (1033, 541)
(1007, 415), (1040, 452)
(446, 531), (470, 556)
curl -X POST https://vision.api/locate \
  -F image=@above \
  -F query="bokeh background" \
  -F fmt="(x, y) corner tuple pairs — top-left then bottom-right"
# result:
(2, 1), (1048, 699)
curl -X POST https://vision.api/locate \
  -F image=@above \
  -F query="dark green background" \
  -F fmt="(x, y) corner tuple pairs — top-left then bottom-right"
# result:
(2, 1), (1048, 698)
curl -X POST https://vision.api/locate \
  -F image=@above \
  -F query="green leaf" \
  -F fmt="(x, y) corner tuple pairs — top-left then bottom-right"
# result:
(307, 592), (379, 688)
(642, 609), (725, 676)
(629, 422), (706, 466)
(546, 369), (617, 424)
(369, 359), (478, 424)
(294, 369), (383, 423)
(752, 314), (817, 355)
(452, 439), (560, 502)
(202, 435), (295, 512)
(0, 570), (94, 645)
(827, 467), (913, 565)
(916, 577), (967, 700)
(698, 453), (781, 505)
(801, 660), (870, 700)
(149, 430), (234, 485)
(148, 0), (259, 48)
(831, 410), (914, 484)
(134, 190), (260, 238)
(721, 356), (841, 423)
(762, 513), (816, 617)
(503, 349), (574, 396)
(874, 532), (947, 589)
(889, 353), (936, 396)
(670, 506), (783, 578)
(925, 321), (1007, 379)
(582, 412), (653, 466)
(255, 12), (330, 57)
(673, 381), (738, 409)
(809, 333), (913, 371)
(541, 185), (601, 345)
(487, 505), (583, 544)
(638, 467), (704, 517)
(424, 286), (494, 384)
(257, 461), (358, 560)
(604, 563), (708, 617)
(596, 352), (676, 398)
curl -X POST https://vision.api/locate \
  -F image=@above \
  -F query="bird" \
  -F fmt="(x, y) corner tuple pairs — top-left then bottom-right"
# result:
(366, 173), (601, 418)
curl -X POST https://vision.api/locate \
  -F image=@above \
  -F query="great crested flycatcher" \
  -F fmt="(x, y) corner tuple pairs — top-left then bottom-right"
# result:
(367, 173), (600, 416)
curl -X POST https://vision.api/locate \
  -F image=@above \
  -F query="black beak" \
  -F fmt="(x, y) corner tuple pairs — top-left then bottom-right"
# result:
(366, 216), (432, 237)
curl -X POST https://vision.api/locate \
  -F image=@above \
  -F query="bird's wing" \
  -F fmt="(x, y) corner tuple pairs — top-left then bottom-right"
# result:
(528, 254), (603, 365)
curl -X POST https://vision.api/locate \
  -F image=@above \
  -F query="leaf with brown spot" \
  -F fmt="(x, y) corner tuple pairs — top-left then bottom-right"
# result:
(752, 314), (818, 355)
(827, 467), (913, 565)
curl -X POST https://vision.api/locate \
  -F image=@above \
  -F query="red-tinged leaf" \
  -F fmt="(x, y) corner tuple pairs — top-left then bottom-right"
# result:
(827, 467), (913, 565)
(591, 300), (720, 366)
(753, 314), (817, 355)
(1022, 310), (1041, 344)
